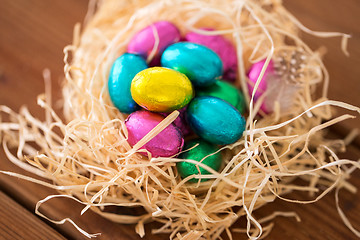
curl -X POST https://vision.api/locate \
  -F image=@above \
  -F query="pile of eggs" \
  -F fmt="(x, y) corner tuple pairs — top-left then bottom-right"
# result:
(108, 21), (272, 182)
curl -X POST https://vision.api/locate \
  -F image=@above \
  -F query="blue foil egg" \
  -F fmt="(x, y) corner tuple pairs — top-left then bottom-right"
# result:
(108, 53), (148, 113)
(161, 42), (223, 87)
(187, 96), (246, 145)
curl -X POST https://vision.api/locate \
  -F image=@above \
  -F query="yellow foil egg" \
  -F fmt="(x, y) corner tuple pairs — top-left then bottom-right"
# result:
(131, 67), (194, 112)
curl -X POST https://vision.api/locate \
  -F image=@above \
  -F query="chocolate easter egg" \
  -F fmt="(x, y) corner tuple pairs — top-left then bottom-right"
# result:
(160, 107), (192, 136)
(187, 97), (246, 145)
(177, 138), (222, 182)
(108, 53), (148, 113)
(247, 59), (274, 101)
(247, 59), (299, 114)
(127, 21), (180, 65)
(131, 67), (194, 112)
(125, 110), (184, 157)
(161, 42), (223, 87)
(197, 80), (246, 114)
(185, 28), (237, 81)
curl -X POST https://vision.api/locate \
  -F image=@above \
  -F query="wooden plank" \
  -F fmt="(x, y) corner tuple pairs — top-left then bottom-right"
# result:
(0, 0), (359, 240)
(1, 145), (358, 240)
(0, 191), (66, 240)
(264, 143), (360, 240)
(230, 142), (360, 240)
(0, 150), (163, 240)
(283, 0), (360, 145)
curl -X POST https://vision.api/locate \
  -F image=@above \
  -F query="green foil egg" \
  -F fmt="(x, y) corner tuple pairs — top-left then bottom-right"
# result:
(177, 138), (222, 182)
(196, 80), (246, 114)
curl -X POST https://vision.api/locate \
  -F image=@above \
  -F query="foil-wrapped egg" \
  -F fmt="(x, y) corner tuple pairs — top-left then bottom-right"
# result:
(161, 42), (223, 87)
(247, 59), (274, 101)
(247, 59), (299, 114)
(197, 80), (246, 114)
(127, 21), (180, 66)
(185, 28), (237, 81)
(177, 138), (222, 182)
(160, 107), (192, 136)
(187, 96), (246, 145)
(131, 67), (194, 112)
(125, 110), (184, 158)
(108, 53), (148, 113)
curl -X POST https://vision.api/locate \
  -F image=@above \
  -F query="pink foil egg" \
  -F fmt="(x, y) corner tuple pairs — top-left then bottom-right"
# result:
(247, 59), (273, 97)
(125, 110), (184, 158)
(160, 107), (192, 136)
(127, 21), (181, 66)
(247, 59), (274, 113)
(247, 59), (299, 114)
(185, 28), (237, 81)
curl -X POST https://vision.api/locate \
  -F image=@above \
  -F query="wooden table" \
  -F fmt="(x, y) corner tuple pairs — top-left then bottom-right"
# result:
(0, 0), (359, 239)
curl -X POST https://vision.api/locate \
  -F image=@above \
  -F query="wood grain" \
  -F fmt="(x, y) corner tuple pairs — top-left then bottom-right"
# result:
(0, 191), (65, 240)
(283, 0), (360, 146)
(0, 0), (359, 240)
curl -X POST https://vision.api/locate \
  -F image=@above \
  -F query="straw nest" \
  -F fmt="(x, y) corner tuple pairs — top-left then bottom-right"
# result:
(1, 0), (360, 239)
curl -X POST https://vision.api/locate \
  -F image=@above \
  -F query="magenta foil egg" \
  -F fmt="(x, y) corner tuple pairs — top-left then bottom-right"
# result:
(248, 59), (301, 114)
(125, 110), (184, 158)
(127, 21), (181, 66)
(247, 59), (274, 113)
(160, 107), (192, 136)
(185, 28), (237, 81)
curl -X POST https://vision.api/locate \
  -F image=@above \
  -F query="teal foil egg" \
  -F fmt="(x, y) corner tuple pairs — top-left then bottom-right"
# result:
(161, 42), (223, 87)
(177, 138), (222, 182)
(108, 53), (148, 113)
(196, 80), (246, 114)
(187, 96), (246, 145)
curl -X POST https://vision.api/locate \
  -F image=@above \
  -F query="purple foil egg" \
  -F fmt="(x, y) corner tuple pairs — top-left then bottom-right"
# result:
(160, 107), (192, 136)
(185, 28), (237, 81)
(125, 110), (184, 158)
(127, 21), (181, 66)
(247, 59), (275, 113)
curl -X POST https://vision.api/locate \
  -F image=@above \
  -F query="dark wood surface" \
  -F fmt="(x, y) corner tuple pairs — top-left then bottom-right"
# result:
(0, 0), (359, 239)
(0, 191), (66, 240)
(283, 0), (360, 146)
